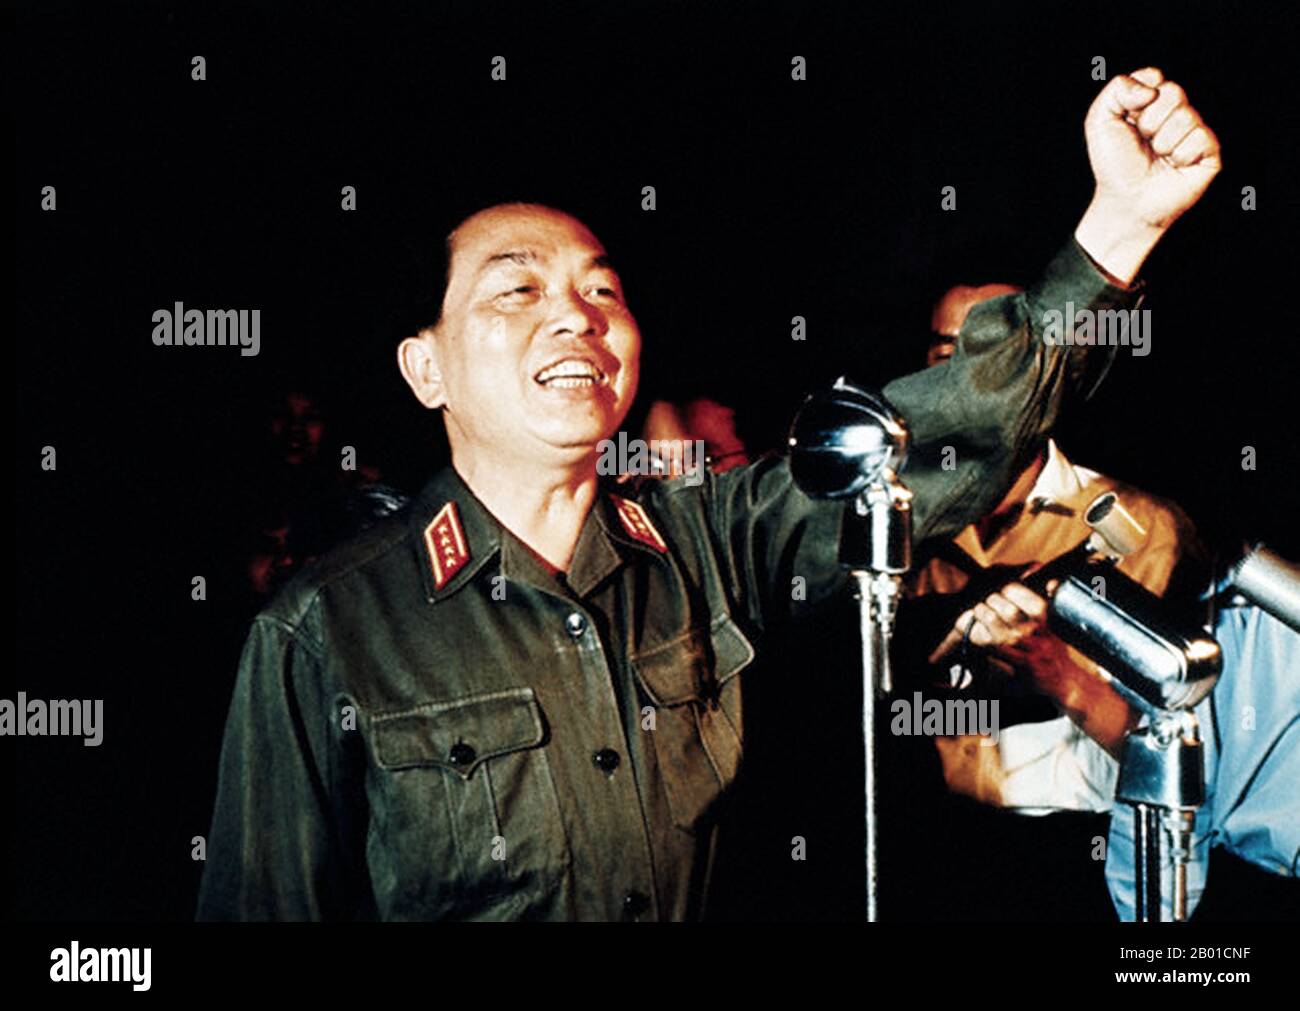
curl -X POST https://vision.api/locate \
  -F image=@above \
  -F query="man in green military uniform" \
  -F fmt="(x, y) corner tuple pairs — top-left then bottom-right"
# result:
(197, 68), (1220, 920)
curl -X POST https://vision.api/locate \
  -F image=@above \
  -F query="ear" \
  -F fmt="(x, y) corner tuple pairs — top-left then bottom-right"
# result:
(398, 328), (447, 409)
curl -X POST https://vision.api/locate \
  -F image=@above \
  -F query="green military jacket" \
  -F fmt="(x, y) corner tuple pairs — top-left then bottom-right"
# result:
(197, 239), (1136, 921)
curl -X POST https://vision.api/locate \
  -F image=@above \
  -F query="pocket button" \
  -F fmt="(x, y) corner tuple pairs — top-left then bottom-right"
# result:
(448, 741), (477, 767)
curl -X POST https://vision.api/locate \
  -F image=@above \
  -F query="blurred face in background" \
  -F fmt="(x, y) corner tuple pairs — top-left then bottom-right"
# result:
(927, 283), (1023, 367)
(642, 397), (748, 476)
(269, 392), (325, 466)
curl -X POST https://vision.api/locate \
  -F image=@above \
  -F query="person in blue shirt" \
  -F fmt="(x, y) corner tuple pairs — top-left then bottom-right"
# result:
(1105, 600), (1300, 920)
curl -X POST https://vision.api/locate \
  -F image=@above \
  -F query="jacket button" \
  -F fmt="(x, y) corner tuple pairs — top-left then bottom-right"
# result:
(448, 742), (477, 767)
(593, 747), (621, 773)
(622, 890), (650, 918)
(565, 612), (588, 638)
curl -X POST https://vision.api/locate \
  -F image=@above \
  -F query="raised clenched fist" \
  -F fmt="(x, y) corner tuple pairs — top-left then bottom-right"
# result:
(1074, 67), (1222, 285)
(1085, 67), (1222, 230)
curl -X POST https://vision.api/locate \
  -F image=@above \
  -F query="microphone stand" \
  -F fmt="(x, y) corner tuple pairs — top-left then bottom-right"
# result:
(850, 472), (912, 922)
(1115, 709), (1205, 921)
(786, 377), (913, 922)
(1047, 568), (1220, 923)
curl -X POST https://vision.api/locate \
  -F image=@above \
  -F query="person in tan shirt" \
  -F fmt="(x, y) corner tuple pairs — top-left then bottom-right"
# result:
(913, 283), (1199, 814)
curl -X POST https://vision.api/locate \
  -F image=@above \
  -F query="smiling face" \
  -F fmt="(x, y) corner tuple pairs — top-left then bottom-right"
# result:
(400, 204), (641, 476)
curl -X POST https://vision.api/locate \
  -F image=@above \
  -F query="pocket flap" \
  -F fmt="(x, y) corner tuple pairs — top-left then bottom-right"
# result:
(631, 615), (756, 707)
(371, 688), (544, 777)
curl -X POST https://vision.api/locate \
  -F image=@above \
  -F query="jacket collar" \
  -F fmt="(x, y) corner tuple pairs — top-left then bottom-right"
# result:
(951, 439), (1109, 566)
(409, 467), (666, 604)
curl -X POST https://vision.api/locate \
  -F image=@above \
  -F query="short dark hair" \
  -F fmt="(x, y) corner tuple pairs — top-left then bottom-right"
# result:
(416, 198), (615, 333)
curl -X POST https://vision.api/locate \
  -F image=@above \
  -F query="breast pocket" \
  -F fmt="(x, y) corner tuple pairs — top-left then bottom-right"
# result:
(367, 687), (571, 919)
(630, 614), (756, 833)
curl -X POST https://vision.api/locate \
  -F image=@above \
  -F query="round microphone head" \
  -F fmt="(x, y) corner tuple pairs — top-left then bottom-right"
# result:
(787, 378), (909, 499)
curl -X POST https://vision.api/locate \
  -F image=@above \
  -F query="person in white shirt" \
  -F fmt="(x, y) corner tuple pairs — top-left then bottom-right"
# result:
(883, 283), (1205, 918)
(914, 283), (1200, 813)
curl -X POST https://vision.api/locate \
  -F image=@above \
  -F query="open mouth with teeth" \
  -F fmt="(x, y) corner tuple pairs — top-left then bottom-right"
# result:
(533, 357), (609, 390)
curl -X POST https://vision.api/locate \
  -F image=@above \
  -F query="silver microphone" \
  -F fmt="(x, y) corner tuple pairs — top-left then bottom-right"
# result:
(1221, 545), (1300, 634)
(1048, 568), (1222, 716)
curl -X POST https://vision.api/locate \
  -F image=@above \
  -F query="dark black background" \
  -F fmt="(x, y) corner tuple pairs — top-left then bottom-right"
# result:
(12, 0), (1297, 921)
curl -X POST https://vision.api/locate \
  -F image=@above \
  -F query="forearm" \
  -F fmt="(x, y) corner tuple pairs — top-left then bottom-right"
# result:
(1074, 195), (1165, 288)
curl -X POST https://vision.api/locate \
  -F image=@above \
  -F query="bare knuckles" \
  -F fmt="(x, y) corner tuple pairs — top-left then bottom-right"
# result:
(1085, 67), (1222, 228)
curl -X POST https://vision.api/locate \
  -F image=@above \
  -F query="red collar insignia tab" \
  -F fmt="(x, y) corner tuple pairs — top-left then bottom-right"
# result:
(612, 496), (668, 553)
(424, 501), (470, 589)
